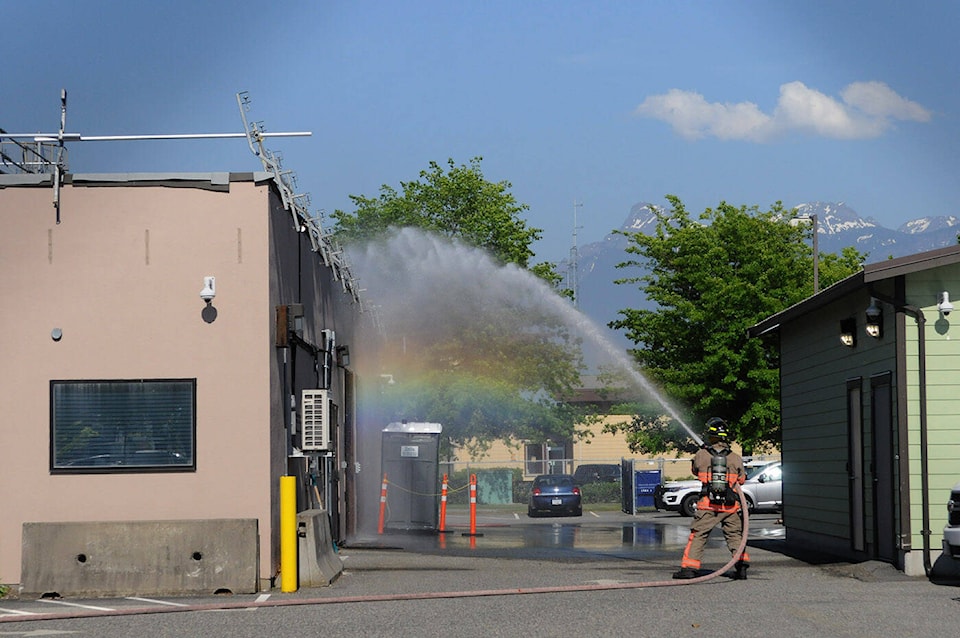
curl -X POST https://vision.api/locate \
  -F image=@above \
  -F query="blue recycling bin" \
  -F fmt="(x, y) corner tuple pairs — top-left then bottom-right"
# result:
(634, 470), (662, 508)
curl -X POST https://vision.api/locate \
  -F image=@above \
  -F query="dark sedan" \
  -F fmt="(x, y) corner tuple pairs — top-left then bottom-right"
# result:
(528, 474), (583, 517)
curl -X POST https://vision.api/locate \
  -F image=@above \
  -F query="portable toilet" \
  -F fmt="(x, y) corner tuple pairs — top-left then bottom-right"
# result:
(380, 421), (443, 531)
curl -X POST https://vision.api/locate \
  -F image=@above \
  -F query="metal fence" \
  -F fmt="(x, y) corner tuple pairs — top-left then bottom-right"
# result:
(441, 454), (780, 482)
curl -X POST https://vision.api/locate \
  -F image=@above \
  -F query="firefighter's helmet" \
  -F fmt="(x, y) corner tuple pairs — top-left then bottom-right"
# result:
(705, 417), (728, 441)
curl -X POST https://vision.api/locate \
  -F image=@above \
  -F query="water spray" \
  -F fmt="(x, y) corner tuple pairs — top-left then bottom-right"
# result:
(350, 227), (704, 446)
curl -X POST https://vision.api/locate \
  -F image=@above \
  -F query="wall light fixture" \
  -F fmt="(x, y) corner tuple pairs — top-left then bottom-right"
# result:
(840, 317), (857, 347)
(865, 298), (883, 338)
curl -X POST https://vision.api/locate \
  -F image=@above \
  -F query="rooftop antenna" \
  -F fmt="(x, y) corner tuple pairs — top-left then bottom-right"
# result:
(0, 89), (310, 224)
(237, 92), (362, 306)
(1, 90), (363, 306)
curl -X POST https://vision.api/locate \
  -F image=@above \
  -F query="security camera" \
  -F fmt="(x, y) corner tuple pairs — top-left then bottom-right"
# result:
(939, 291), (953, 316)
(200, 276), (216, 303)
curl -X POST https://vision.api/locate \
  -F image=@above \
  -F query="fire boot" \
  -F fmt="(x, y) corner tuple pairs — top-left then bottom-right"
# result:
(672, 568), (698, 580)
(733, 560), (749, 580)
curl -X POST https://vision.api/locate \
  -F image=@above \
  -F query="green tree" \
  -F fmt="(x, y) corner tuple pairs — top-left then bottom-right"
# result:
(333, 158), (585, 452)
(332, 157), (542, 268)
(818, 245), (869, 288)
(607, 196), (863, 453)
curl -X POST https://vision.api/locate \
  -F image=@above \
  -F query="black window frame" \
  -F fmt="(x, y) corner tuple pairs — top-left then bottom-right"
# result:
(50, 378), (197, 474)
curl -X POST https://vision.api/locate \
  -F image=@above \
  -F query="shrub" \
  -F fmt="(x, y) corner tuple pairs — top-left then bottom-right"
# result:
(579, 481), (622, 504)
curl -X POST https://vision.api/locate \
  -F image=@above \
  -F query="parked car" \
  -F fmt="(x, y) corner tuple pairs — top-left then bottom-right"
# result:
(572, 464), (621, 486)
(528, 474), (583, 517)
(943, 481), (960, 558)
(740, 461), (782, 513)
(654, 460), (782, 516)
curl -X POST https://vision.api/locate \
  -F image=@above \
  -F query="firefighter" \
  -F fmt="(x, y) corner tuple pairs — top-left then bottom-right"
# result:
(672, 417), (750, 580)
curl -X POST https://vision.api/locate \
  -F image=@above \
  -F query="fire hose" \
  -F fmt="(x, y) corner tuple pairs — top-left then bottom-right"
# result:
(0, 490), (750, 624)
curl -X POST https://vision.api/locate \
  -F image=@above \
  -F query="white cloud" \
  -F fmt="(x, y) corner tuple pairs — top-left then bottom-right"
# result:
(840, 81), (931, 122)
(634, 89), (773, 141)
(635, 81), (931, 142)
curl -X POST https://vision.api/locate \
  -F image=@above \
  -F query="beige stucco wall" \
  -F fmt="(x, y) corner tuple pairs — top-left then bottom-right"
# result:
(0, 177), (274, 584)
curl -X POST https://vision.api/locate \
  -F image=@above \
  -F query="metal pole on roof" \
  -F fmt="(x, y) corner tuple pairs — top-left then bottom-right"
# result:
(0, 89), (312, 224)
(0, 132), (312, 142)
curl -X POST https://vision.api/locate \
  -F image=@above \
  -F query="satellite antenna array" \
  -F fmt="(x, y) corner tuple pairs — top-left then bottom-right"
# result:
(0, 89), (362, 306)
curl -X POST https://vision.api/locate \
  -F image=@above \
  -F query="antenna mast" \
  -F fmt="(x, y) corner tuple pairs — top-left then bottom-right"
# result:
(237, 92), (361, 304)
(0, 89), (310, 223)
(568, 199), (583, 308)
(1, 90), (362, 305)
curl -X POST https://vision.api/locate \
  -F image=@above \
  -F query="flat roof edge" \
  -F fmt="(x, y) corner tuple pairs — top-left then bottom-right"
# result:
(1, 172), (272, 191)
(0, 173), (52, 187)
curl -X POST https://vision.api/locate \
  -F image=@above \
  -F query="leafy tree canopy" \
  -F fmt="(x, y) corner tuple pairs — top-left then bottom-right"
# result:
(331, 157), (543, 269)
(608, 196), (864, 453)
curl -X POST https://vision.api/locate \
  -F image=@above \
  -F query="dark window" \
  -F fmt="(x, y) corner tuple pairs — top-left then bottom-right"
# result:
(51, 379), (196, 473)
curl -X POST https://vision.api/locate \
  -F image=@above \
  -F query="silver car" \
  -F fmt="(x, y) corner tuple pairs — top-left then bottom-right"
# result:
(740, 461), (782, 513)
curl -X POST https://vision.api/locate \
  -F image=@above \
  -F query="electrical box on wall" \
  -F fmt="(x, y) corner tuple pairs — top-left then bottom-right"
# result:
(301, 389), (331, 451)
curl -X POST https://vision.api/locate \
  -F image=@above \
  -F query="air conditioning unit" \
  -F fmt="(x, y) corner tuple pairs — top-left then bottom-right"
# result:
(301, 389), (331, 451)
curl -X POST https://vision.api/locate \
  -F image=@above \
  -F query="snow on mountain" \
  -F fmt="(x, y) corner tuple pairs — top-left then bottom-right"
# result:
(899, 216), (960, 234)
(794, 201), (879, 234)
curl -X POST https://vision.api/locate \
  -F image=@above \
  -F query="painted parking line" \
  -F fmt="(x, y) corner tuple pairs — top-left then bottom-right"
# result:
(0, 607), (37, 616)
(39, 599), (115, 612)
(255, 594), (271, 603)
(127, 597), (189, 607)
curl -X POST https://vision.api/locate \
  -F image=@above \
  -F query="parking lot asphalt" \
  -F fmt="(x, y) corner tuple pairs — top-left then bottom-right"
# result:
(2, 508), (960, 637)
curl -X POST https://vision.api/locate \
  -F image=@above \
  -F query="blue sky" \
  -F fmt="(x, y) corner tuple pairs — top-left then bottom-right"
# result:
(3, 1), (959, 264)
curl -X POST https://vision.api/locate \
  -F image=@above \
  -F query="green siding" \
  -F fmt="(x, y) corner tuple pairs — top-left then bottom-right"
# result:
(780, 288), (898, 553)
(772, 259), (960, 569)
(902, 269), (960, 553)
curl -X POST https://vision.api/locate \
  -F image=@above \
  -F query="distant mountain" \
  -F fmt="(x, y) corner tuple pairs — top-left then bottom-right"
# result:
(793, 202), (960, 258)
(565, 201), (960, 353)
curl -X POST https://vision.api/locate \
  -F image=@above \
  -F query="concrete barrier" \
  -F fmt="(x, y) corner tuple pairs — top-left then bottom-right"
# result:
(295, 509), (343, 587)
(21, 519), (259, 597)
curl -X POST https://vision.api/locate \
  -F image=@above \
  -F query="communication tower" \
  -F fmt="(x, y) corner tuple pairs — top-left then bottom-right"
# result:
(567, 199), (583, 308)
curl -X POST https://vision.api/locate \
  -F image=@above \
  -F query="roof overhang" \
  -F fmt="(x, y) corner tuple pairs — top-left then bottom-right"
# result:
(748, 244), (960, 338)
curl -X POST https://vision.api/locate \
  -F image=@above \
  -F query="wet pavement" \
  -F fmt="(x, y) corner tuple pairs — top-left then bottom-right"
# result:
(3, 508), (960, 637)
(354, 507), (785, 562)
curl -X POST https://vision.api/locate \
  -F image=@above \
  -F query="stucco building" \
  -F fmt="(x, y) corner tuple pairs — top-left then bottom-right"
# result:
(0, 169), (363, 595)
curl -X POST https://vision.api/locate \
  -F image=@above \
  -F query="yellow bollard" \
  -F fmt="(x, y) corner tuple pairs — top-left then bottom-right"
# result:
(280, 475), (297, 593)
